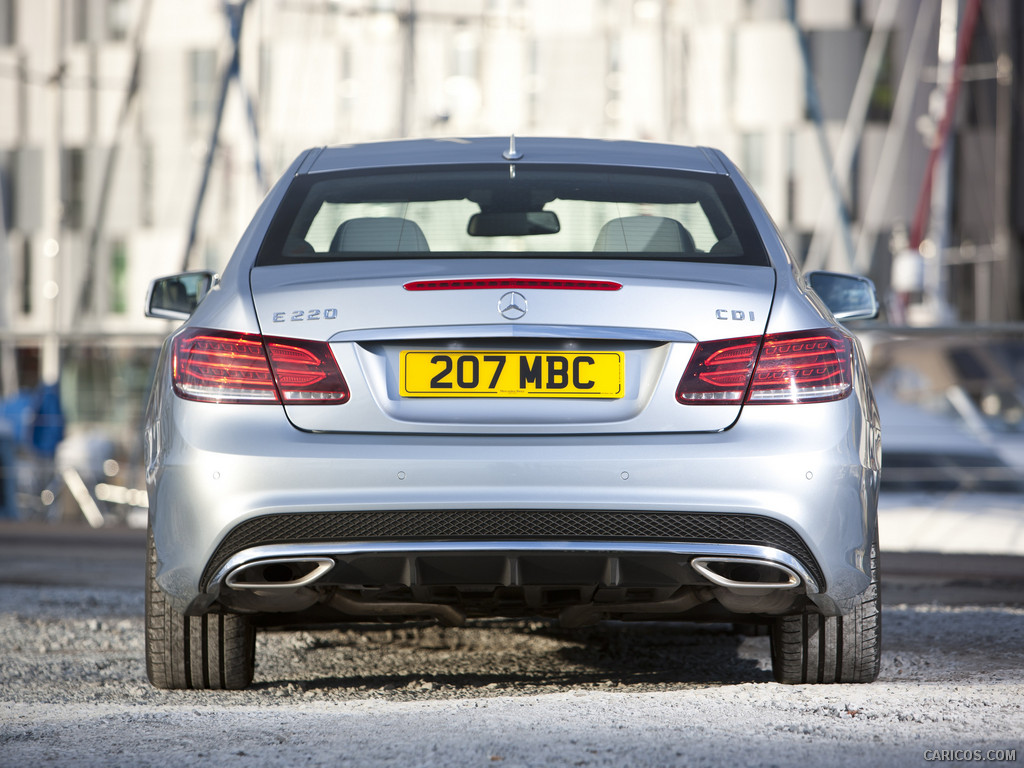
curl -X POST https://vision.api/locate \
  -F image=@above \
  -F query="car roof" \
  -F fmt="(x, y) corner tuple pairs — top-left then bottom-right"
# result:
(302, 137), (729, 176)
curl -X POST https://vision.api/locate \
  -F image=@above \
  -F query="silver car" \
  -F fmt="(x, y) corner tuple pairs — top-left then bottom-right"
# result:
(143, 137), (881, 689)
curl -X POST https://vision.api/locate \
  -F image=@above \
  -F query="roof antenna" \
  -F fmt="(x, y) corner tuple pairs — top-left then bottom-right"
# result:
(502, 134), (523, 161)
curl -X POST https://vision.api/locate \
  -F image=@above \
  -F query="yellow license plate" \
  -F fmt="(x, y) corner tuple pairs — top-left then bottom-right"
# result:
(400, 351), (624, 398)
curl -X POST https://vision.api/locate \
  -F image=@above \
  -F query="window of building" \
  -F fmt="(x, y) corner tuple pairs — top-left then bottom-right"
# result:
(806, 28), (863, 122)
(15, 346), (39, 389)
(744, 0), (787, 21)
(139, 143), (154, 227)
(867, 31), (895, 122)
(452, 28), (479, 79)
(527, 38), (539, 128)
(71, 0), (90, 44)
(20, 239), (31, 316)
(188, 49), (218, 125)
(0, 0), (16, 47)
(109, 240), (127, 314)
(258, 43), (272, 125)
(14, 148), (43, 231)
(605, 34), (621, 122)
(337, 44), (355, 128)
(62, 148), (86, 230)
(785, 130), (797, 224)
(0, 151), (13, 227)
(340, 44), (352, 86)
(107, 0), (131, 42)
(962, 15), (997, 130)
(60, 343), (159, 434)
(741, 132), (766, 193)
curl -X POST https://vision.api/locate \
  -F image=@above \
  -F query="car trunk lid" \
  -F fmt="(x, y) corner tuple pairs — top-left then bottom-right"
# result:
(249, 259), (776, 434)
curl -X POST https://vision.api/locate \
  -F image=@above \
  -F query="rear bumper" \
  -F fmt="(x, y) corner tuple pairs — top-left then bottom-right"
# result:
(209, 540), (818, 625)
(147, 394), (879, 619)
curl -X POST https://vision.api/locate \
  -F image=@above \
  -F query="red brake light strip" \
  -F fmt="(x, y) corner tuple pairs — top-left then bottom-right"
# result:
(404, 278), (622, 292)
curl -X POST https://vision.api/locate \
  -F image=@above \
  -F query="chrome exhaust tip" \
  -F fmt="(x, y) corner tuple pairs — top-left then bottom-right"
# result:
(691, 557), (801, 592)
(225, 557), (335, 590)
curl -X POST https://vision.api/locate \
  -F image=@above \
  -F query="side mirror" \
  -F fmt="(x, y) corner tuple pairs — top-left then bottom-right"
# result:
(145, 271), (216, 321)
(806, 271), (879, 322)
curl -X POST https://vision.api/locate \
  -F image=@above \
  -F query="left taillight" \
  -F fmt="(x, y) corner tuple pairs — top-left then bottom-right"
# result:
(676, 328), (853, 405)
(172, 328), (349, 404)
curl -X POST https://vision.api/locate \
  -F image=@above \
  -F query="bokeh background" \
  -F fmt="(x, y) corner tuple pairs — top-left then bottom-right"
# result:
(1, 0), (1022, 534)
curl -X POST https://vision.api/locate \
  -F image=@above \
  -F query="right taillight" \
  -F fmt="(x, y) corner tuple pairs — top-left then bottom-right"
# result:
(172, 328), (349, 404)
(676, 329), (853, 405)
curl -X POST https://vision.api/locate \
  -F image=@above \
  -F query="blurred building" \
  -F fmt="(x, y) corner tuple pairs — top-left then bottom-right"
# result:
(0, 0), (1021, 446)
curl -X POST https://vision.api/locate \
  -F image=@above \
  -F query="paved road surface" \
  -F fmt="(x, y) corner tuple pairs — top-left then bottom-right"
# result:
(1, 522), (1022, 768)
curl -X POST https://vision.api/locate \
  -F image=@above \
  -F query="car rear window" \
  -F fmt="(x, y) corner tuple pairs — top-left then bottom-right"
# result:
(256, 164), (769, 267)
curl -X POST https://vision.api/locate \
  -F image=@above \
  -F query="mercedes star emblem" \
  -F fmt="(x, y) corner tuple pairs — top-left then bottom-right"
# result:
(498, 291), (528, 320)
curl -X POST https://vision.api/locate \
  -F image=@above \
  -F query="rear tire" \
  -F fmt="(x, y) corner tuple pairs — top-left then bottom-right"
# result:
(769, 531), (881, 684)
(145, 529), (256, 690)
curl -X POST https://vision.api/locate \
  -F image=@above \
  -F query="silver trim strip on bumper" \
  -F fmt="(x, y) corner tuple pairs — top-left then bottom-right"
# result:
(207, 539), (820, 596)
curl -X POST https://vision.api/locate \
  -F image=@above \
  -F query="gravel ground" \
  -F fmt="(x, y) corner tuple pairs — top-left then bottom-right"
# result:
(1, 581), (1023, 767)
